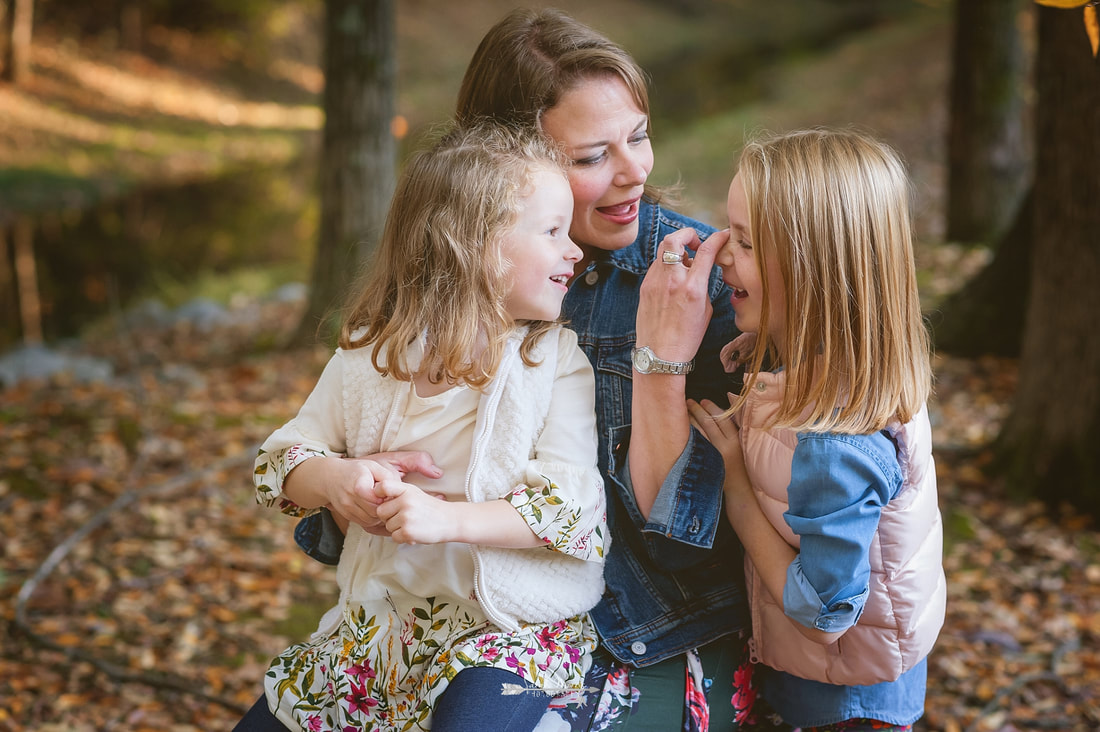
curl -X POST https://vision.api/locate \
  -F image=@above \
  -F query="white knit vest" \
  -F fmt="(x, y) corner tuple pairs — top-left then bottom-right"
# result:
(336, 327), (605, 632)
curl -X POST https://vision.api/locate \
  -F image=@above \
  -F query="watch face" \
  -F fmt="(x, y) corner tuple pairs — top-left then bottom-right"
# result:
(633, 348), (653, 372)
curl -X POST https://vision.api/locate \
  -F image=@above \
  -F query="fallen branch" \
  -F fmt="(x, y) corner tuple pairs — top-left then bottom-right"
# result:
(12, 451), (254, 715)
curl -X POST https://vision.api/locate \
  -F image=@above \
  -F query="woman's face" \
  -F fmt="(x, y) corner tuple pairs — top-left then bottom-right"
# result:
(539, 75), (654, 256)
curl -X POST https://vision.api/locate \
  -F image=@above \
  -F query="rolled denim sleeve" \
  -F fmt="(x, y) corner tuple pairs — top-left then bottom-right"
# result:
(638, 427), (725, 548)
(782, 432), (900, 632)
(609, 425), (728, 572)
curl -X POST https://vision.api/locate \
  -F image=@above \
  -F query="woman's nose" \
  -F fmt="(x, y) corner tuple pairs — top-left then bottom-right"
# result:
(613, 151), (649, 188)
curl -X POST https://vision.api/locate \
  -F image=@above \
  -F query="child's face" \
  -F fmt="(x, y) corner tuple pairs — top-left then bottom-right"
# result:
(716, 173), (786, 346)
(500, 167), (582, 322)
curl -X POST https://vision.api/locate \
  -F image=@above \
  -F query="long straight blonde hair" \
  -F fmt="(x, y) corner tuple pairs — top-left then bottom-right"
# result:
(338, 122), (567, 389)
(734, 128), (932, 433)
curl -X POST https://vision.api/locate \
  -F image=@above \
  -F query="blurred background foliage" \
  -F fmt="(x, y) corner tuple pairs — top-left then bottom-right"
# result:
(0, 0), (959, 349)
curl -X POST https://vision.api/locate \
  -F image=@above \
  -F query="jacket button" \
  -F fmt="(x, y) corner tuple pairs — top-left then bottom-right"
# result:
(756, 382), (767, 391)
(584, 270), (599, 285)
(630, 641), (647, 655)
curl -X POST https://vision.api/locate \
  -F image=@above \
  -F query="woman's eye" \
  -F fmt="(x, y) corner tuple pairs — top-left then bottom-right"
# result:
(629, 132), (649, 145)
(575, 153), (604, 166)
(547, 227), (559, 236)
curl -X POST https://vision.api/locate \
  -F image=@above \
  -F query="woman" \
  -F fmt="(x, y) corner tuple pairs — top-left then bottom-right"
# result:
(294, 9), (772, 731)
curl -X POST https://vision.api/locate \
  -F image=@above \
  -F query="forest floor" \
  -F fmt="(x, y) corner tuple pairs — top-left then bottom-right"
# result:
(3, 4), (1099, 731)
(2, 297), (1098, 732)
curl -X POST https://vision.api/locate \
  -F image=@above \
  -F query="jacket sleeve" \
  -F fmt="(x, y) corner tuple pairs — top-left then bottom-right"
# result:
(782, 432), (899, 632)
(505, 331), (606, 562)
(610, 267), (742, 568)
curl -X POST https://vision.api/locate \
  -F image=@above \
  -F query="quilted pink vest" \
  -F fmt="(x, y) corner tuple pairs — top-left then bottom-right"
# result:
(737, 370), (946, 686)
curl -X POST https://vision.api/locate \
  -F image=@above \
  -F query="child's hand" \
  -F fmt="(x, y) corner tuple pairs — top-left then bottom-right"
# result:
(323, 452), (443, 533)
(321, 457), (402, 531)
(687, 398), (745, 473)
(374, 479), (453, 545)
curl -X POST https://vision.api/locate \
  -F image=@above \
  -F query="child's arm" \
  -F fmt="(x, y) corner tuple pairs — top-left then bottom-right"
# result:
(375, 333), (606, 557)
(282, 455), (396, 531)
(688, 398), (844, 646)
(286, 451), (443, 533)
(256, 350), (442, 532)
(374, 480), (543, 547)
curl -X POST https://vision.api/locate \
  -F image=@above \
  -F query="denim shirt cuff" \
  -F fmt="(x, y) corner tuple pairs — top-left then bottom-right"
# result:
(783, 558), (867, 632)
(613, 427), (725, 549)
(294, 508), (344, 566)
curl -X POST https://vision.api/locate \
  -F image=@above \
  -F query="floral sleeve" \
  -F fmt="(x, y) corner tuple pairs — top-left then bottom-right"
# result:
(505, 464), (606, 561)
(254, 444), (334, 516)
(502, 332), (607, 563)
(252, 351), (348, 516)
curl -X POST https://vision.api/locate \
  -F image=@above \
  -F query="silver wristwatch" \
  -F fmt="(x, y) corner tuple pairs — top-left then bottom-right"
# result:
(630, 346), (695, 375)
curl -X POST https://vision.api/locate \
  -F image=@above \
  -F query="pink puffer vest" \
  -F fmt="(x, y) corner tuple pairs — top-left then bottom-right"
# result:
(737, 370), (946, 686)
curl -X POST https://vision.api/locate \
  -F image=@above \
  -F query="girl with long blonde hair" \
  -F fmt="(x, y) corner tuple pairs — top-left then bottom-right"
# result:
(690, 128), (945, 731)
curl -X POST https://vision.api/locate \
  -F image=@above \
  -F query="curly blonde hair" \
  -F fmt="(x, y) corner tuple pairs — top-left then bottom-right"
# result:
(338, 121), (569, 389)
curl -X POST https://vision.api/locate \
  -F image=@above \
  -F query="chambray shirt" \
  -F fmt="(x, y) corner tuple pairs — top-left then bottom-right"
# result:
(760, 428), (928, 728)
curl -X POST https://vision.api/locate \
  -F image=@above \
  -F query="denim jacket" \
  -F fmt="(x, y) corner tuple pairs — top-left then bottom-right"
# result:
(560, 198), (748, 667)
(294, 198), (749, 667)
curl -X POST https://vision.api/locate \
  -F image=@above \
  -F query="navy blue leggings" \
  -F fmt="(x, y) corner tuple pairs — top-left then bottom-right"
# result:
(232, 695), (288, 731)
(434, 666), (551, 730)
(232, 667), (549, 731)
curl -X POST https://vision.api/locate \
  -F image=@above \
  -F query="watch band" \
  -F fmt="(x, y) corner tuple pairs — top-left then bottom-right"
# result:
(631, 346), (695, 375)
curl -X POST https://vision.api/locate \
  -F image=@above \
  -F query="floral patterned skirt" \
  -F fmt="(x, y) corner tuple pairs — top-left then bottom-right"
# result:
(265, 595), (597, 731)
(535, 633), (788, 731)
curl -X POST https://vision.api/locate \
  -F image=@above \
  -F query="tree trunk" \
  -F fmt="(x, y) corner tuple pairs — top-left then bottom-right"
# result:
(945, 0), (1030, 243)
(932, 189), (1031, 357)
(997, 6), (1100, 515)
(12, 217), (43, 344)
(3, 0), (32, 84)
(292, 0), (396, 346)
(120, 3), (143, 53)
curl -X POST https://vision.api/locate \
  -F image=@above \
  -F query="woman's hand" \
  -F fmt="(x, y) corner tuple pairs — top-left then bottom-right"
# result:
(636, 228), (730, 362)
(629, 229), (731, 518)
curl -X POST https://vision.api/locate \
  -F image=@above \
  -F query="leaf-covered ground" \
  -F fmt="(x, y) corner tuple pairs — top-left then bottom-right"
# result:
(2, 297), (1098, 732)
(3, 4), (1098, 730)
